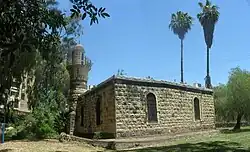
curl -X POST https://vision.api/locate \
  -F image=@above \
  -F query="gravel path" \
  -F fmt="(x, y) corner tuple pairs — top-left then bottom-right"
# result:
(0, 140), (104, 152)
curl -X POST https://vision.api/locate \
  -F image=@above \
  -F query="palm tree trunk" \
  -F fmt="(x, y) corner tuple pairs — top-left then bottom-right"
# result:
(180, 39), (184, 83)
(205, 46), (211, 88)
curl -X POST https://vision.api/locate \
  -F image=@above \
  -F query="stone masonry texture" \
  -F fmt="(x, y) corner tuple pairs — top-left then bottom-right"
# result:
(75, 80), (116, 137)
(74, 75), (215, 139)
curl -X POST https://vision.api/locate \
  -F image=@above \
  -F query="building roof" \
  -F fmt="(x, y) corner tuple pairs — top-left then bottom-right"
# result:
(84, 75), (213, 95)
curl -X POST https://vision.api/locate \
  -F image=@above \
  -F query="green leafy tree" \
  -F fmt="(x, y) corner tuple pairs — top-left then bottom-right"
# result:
(227, 67), (250, 130)
(169, 11), (193, 83)
(197, 0), (220, 88)
(0, 0), (109, 124)
(13, 89), (62, 139)
(0, 0), (66, 123)
(29, 0), (109, 136)
(213, 84), (234, 122)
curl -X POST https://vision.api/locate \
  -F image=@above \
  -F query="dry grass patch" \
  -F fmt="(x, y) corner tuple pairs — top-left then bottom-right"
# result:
(0, 140), (104, 152)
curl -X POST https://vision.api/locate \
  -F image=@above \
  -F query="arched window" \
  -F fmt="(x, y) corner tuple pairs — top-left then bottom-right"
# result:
(80, 106), (84, 126)
(194, 97), (201, 120)
(76, 68), (80, 76)
(147, 93), (158, 122)
(81, 53), (84, 65)
(96, 96), (101, 125)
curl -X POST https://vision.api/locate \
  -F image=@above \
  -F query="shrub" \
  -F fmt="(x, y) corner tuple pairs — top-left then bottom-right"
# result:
(7, 102), (59, 140)
(54, 111), (70, 134)
(6, 88), (69, 140)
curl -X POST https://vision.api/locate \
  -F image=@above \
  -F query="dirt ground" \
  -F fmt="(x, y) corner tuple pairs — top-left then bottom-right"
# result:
(2, 128), (250, 152)
(0, 140), (105, 152)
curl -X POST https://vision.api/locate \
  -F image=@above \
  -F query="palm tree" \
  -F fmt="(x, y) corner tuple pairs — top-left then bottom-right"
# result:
(169, 11), (193, 83)
(197, 0), (219, 88)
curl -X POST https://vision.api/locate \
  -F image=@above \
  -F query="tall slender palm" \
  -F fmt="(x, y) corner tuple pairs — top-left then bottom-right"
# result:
(169, 11), (193, 83)
(197, 0), (219, 88)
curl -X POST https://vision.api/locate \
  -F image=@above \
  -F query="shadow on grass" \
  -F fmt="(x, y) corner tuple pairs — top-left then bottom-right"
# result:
(122, 141), (249, 152)
(0, 149), (14, 152)
(220, 128), (250, 134)
(5, 130), (59, 142)
(5, 135), (46, 142)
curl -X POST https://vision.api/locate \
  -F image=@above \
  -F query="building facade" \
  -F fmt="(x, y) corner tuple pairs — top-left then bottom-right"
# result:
(6, 77), (30, 113)
(68, 45), (215, 139)
(73, 76), (215, 138)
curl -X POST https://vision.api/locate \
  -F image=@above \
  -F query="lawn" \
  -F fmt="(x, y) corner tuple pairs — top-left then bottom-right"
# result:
(1, 127), (250, 152)
(122, 127), (250, 152)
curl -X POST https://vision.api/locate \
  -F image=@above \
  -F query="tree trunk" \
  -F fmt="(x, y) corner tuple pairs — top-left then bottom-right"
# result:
(180, 39), (184, 83)
(205, 46), (212, 88)
(28, 70), (36, 110)
(233, 113), (243, 131)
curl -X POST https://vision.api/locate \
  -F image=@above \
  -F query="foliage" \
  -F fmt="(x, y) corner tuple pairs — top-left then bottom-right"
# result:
(30, 54), (70, 135)
(213, 84), (233, 122)
(0, 0), (109, 141)
(213, 67), (250, 130)
(169, 11), (193, 83)
(197, 0), (219, 88)
(227, 67), (250, 113)
(227, 67), (250, 130)
(197, 0), (220, 48)
(0, 0), (66, 123)
(70, 0), (110, 25)
(8, 89), (64, 140)
(0, 0), (109, 121)
(63, 16), (84, 39)
(54, 110), (70, 134)
(169, 11), (193, 40)
(29, 90), (59, 139)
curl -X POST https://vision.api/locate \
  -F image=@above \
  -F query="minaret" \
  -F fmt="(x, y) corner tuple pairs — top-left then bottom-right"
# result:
(67, 44), (92, 135)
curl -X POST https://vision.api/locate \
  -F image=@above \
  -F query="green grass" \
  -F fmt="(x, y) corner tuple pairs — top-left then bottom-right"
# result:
(122, 127), (250, 152)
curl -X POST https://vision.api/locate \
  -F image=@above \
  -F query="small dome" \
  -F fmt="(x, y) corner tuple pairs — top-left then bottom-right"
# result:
(74, 44), (85, 52)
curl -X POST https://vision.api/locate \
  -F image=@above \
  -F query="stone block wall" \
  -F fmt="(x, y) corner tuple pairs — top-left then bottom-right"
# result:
(74, 81), (116, 137)
(114, 78), (215, 138)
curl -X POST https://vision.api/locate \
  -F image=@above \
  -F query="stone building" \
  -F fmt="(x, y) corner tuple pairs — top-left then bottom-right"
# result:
(67, 44), (215, 139)
(2, 78), (30, 114)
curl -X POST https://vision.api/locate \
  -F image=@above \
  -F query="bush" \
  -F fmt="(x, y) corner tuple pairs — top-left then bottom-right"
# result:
(54, 111), (70, 134)
(6, 103), (59, 140)
(31, 105), (58, 139)
(5, 88), (69, 140)
(5, 126), (18, 141)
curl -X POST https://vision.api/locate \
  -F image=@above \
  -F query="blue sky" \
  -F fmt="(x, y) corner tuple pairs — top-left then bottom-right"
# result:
(58, 0), (250, 86)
